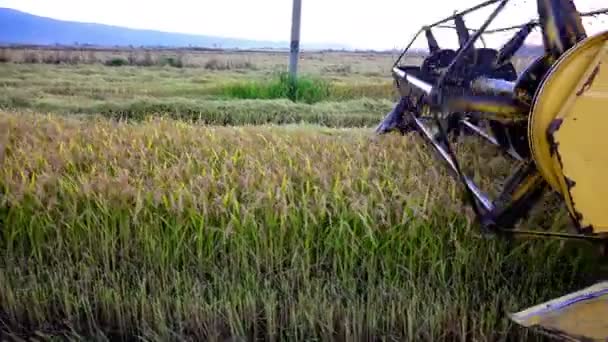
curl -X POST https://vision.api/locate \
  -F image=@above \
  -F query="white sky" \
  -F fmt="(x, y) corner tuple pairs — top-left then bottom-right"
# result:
(0, 0), (606, 50)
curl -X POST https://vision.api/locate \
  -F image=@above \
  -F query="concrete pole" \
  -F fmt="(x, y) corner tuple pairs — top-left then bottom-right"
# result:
(289, 0), (302, 78)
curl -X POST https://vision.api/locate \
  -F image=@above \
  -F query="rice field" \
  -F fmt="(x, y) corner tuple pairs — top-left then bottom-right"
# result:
(0, 49), (605, 341)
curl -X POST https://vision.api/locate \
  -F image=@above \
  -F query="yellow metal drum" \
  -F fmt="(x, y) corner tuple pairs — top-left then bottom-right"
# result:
(529, 31), (608, 234)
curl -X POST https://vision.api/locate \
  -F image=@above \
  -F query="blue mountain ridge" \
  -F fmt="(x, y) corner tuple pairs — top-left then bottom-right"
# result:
(0, 7), (353, 50)
(0, 7), (544, 54)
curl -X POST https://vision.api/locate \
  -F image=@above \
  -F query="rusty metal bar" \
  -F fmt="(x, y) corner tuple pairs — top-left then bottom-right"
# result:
(425, 0), (503, 28)
(446, 94), (528, 121)
(470, 77), (516, 95)
(436, 0), (510, 89)
(393, 28), (423, 67)
(438, 8), (608, 35)
(538, 0), (588, 61)
(411, 115), (495, 212)
(425, 28), (440, 53)
(461, 119), (499, 145)
(495, 22), (535, 65)
(399, 6), (607, 68)
(582, 8), (608, 17)
(488, 161), (547, 228)
(455, 15), (471, 48)
(438, 23), (536, 34)
(393, 0), (507, 66)
(460, 120), (523, 160)
(393, 67), (434, 95)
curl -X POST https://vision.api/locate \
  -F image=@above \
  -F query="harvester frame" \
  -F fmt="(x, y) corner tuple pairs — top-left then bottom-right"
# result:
(377, 2), (608, 338)
(379, 0), (608, 244)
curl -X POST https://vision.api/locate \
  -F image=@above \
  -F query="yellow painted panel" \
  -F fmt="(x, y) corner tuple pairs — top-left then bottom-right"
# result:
(530, 31), (608, 233)
(554, 41), (608, 232)
(555, 98), (608, 231)
(529, 31), (608, 192)
(511, 282), (608, 341)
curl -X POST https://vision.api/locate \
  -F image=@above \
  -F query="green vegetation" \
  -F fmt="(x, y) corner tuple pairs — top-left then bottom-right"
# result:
(220, 72), (332, 104)
(105, 55), (184, 68)
(0, 63), (395, 126)
(0, 51), (602, 340)
(1, 112), (602, 340)
(217, 72), (396, 105)
(0, 96), (392, 127)
(104, 57), (131, 67)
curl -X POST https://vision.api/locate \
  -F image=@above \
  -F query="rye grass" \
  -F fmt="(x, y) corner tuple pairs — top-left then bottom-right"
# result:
(0, 63), (395, 127)
(219, 72), (332, 104)
(0, 96), (393, 127)
(0, 111), (604, 341)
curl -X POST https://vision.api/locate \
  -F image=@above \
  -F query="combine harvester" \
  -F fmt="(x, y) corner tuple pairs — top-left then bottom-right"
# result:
(376, 0), (608, 340)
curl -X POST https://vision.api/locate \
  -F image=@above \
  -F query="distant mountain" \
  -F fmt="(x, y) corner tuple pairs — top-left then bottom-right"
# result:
(0, 8), (350, 50)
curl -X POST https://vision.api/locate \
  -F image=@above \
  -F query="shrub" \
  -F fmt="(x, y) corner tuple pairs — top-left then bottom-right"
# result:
(42, 53), (59, 64)
(204, 58), (257, 71)
(23, 51), (40, 64)
(127, 52), (138, 65)
(204, 58), (227, 70)
(39, 51), (81, 65)
(220, 72), (331, 104)
(159, 56), (184, 68)
(86, 50), (98, 64)
(59, 51), (82, 65)
(322, 64), (352, 74)
(142, 51), (154, 66)
(105, 57), (129, 67)
(0, 49), (10, 63)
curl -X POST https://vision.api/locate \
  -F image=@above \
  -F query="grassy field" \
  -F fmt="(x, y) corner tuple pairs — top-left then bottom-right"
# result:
(0, 48), (604, 341)
(0, 62), (396, 127)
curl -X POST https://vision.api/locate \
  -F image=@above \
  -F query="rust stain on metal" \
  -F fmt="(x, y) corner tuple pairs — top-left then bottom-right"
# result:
(546, 116), (589, 232)
(564, 176), (586, 228)
(576, 65), (600, 96)
(546, 118), (563, 155)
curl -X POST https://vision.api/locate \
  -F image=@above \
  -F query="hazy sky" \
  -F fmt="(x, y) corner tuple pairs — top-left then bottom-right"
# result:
(0, 0), (606, 49)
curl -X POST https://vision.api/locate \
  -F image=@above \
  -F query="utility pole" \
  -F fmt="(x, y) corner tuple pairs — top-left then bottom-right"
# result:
(289, 0), (302, 78)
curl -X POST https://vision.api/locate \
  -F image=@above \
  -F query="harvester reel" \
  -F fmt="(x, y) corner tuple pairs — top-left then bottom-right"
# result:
(377, 0), (608, 242)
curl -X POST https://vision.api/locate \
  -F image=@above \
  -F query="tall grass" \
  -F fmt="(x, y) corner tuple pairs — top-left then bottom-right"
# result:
(220, 72), (332, 104)
(217, 72), (396, 103)
(0, 47), (400, 76)
(0, 111), (604, 341)
(0, 96), (393, 127)
(0, 63), (396, 126)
